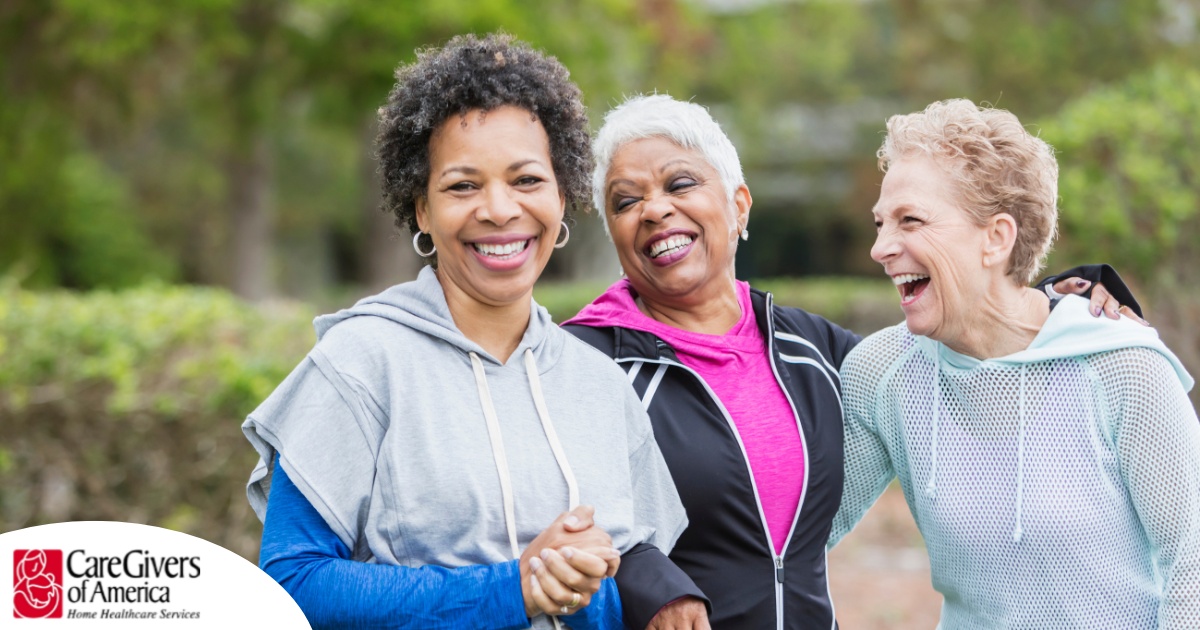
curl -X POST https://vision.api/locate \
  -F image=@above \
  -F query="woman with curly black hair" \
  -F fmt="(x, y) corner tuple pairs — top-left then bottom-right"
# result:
(242, 34), (688, 629)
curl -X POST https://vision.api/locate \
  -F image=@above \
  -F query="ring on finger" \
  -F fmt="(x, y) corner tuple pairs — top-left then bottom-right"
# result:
(559, 591), (581, 614)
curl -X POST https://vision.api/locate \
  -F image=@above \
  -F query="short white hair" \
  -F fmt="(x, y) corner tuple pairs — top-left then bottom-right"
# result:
(591, 94), (745, 235)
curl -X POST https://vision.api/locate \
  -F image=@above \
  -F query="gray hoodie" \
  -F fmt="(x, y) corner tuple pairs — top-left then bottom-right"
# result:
(243, 266), (687, 576)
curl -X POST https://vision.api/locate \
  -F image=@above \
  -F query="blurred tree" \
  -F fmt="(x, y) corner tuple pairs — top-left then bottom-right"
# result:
(0, 1), (178, 288)
(672, 0), (1193, 278)
(3, 0), (1196, 293)
(1045, 63), (1200, 286)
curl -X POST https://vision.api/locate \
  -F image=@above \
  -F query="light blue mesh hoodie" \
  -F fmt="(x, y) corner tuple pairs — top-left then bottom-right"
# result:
(243, 267), (687, 629)
(832, 295), (1200, 629)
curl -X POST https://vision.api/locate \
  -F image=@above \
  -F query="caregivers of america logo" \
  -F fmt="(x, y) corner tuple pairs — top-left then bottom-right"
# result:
(3, 522), (311, 627)
(12, 548), (201, 620)
(13, 550), (63, 618)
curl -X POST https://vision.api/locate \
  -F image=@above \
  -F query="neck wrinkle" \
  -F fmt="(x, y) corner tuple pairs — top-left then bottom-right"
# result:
(636, 275), (742, 335)
(942, 284), (1049, 360)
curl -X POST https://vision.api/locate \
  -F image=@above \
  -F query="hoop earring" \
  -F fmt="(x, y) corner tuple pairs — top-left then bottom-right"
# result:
(413, 232), (436, 257)
(554, 221), (570, 249)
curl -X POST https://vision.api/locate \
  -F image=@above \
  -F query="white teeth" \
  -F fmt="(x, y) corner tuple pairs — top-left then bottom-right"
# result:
(474, 240), (528, 257)
(891, 273), (929, 285)
(649, 235), (694, 258)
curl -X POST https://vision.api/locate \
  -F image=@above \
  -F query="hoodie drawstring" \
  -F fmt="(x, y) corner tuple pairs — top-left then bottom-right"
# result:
(524, 350), (580, 509)
(471, 352), (522, 558)
(926, 362), (941, 499)
(1013, 364), (1028, 544)
(469, 350), (580, 558)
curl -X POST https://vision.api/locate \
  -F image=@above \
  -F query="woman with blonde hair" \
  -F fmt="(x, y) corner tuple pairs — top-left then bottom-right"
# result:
(833, 98), (1200, 628)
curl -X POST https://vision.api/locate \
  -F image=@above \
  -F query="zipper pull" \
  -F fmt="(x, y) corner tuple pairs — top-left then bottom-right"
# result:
(775, 555), (785, 583)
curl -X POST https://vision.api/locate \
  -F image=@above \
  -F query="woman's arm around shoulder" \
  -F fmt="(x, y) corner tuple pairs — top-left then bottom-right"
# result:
(828, 327), (906, 548)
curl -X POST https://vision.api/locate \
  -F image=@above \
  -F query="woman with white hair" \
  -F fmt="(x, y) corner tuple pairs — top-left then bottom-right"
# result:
(563, 94), (1129, 629)
(832, 99), (1200, 628)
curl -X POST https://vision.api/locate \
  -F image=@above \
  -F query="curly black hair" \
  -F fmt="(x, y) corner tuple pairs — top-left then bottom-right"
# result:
(376, 33), (592, 252)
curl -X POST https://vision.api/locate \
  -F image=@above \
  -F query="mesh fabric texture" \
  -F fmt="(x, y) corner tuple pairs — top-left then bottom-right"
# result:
(832, 322), (1200, 629)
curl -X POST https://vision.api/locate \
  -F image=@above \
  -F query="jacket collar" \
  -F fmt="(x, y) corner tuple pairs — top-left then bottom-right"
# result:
(607, 287), (773, 363)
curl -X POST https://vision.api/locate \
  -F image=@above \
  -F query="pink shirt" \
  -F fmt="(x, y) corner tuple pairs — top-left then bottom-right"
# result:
(566, 280), (805, 554)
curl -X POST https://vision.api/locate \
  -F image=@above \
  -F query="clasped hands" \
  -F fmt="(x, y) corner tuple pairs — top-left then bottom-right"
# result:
(520, 505), (620, 619)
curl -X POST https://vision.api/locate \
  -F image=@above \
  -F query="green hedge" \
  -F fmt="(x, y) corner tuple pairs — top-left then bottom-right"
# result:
(0, 282), (313, 560)
(0, 277), (898, 561)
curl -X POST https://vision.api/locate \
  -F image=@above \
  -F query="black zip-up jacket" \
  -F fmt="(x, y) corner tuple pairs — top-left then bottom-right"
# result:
(565, 288), (861, 629)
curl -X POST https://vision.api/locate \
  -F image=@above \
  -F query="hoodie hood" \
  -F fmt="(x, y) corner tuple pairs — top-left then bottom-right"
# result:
(315, 265), (561, 367)
(918, 294), (1193, 391)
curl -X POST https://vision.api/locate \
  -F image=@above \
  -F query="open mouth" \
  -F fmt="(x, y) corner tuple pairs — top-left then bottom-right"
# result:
(472, 239), (530, 260)
(892, 273), (930, 304)
(647, 234), (694, 259)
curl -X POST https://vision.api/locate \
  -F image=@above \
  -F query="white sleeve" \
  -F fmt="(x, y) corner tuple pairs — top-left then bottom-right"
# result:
(828, 343), (897, 549)
(1102, 348), (1200, 629)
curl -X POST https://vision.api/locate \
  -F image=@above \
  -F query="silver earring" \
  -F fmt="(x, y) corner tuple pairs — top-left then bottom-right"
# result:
(554, 221), (570, 249)
(740, 228), (749, 242)
(413, 232), (436, 257)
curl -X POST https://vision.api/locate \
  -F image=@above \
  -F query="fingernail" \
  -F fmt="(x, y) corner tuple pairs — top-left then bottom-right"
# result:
(530, 557), (542, 571)
(540, 549), (551, 561)
(611, 547), (619, 556)
(1076, 280), (1089, 288)
(1093, 306), (1101, 316)
(564, 515), (579, 528)
(562, 547), (575, 559)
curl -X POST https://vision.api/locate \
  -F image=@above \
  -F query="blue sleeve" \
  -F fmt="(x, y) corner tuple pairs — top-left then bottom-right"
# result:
(559, 577), (622, 630)
(260, 456), (531, 630)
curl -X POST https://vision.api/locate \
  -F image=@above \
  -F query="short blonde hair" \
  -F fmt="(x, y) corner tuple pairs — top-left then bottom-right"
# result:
(877, 99), (1059, 284)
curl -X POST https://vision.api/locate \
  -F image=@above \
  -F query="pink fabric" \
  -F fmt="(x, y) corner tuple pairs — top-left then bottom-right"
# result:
(565, 280), (805, 554)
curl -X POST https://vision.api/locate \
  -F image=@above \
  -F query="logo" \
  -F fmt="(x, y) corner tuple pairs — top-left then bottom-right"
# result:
(13, 549), (64, 619)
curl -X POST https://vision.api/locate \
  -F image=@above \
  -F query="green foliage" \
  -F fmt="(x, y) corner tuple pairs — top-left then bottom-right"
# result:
(1042, 63), (1200, 289)
(0, 103), (175, 288)
(0, 284), (314, 555)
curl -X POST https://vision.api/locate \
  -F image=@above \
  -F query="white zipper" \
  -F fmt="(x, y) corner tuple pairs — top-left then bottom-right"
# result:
(764, 293), (815, 630)
(775, 555), (786, 629)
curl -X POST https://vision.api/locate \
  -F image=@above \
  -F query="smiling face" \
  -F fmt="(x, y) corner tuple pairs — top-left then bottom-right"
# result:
(603, 136), (750, 310)
(416, 105), (564, 312)
(871, 154), (995, 341)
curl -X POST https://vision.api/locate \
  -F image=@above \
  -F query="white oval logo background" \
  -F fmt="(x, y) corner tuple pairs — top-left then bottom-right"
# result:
(1, 521), (311, 628)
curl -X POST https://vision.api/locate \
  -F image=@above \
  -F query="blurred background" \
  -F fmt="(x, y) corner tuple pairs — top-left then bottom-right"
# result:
(2, 1), (1197, 627)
